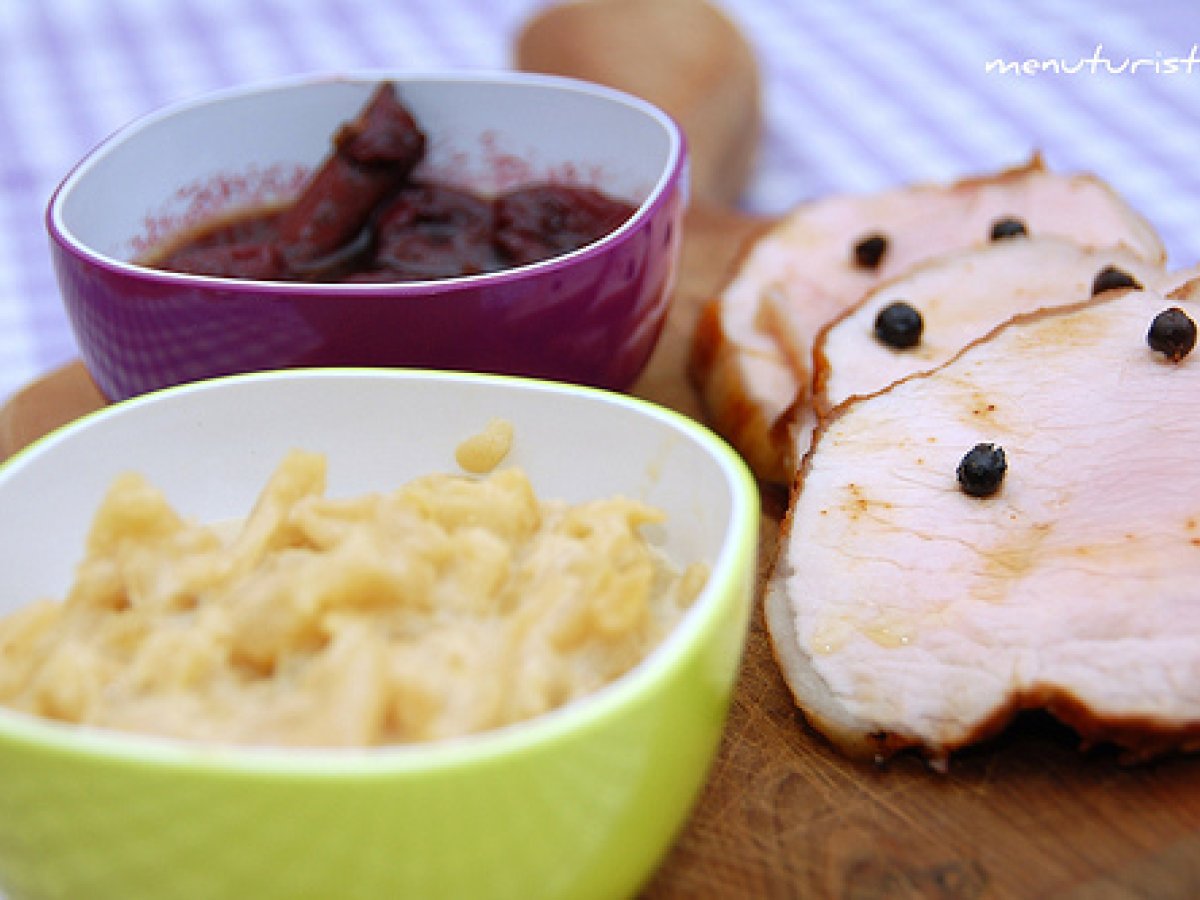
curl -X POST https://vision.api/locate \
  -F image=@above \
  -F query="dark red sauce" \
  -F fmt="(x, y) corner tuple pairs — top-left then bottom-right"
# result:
(142, 83), (637, 283)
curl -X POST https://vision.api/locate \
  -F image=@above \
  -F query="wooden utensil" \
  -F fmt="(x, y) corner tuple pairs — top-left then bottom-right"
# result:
(5, 2), (1200, 897)
(519, 0), (773, 423)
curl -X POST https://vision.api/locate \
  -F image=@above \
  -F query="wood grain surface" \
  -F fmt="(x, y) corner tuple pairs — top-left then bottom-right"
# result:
(4, 2), (1200, 897)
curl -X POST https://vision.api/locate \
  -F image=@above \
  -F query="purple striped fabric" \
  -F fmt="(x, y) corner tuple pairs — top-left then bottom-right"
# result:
(1, 0), (1197, 406)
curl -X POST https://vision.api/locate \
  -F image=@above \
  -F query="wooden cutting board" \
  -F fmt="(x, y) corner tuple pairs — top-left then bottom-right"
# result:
(5, 2), (1200, 896)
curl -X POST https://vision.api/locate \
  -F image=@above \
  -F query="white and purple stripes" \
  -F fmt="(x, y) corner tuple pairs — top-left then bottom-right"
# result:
(1, 0), (1197, 404)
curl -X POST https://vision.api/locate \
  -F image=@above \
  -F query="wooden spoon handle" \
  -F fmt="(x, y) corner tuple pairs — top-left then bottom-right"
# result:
(518, 0), (771, 417)
(515, 0), (762, 210)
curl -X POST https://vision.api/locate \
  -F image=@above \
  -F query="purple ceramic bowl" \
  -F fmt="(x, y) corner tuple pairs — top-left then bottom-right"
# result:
(46, 73), (687, 401)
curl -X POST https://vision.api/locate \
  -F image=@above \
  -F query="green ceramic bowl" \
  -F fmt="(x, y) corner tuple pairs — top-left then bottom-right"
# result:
(0, 369), (758, 900)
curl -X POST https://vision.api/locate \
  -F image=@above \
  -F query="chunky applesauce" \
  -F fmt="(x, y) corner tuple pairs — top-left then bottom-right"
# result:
(0, 429), (706, 747)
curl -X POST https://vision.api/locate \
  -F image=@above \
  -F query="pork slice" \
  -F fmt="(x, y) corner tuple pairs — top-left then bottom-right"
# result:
(1161, 261), (1200, 293)
(691, 157), (1165, 484)
(766, 278), (1200, 767)
(814, 237), (1175, 420)
(690, 290), (800, 486)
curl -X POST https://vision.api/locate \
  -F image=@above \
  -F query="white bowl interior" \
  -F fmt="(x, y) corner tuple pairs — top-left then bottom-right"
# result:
(53, 74), (682, 263)
(0, 371), (743, 617)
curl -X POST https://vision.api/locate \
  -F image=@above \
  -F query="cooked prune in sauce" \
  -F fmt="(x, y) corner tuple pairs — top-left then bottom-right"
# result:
(142, 83), (636, 283)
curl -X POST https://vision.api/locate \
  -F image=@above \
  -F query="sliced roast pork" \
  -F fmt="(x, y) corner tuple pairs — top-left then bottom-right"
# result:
(766, 278), (1200, 766)
(813, 236), (1177, 419)
(690, 157), (1165, 484)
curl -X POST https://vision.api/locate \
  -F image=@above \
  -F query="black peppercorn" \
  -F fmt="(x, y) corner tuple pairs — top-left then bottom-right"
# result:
(957, 443), (1006, 497)
(853, 233), (888, 270)
(989, 217), (1027, 241)
(1091, 265), (1142, 296)
(874, 301), (923, 349)
(1147, 306), (1197, 362)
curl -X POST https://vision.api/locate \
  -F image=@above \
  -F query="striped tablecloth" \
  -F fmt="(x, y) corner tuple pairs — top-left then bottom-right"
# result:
(1, 0), (1197, 405)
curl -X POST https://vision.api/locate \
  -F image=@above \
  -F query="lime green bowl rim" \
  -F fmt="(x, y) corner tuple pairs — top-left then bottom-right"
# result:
(0, 368), (760, 777)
